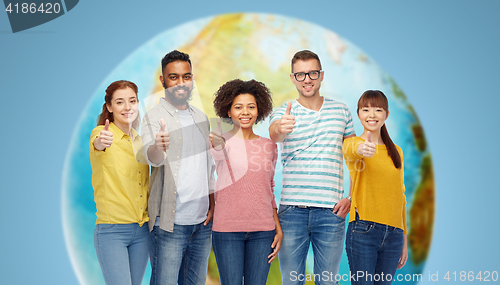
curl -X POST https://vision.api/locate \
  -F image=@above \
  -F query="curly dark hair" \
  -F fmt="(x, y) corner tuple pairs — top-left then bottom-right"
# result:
(213, 79), (273, 124)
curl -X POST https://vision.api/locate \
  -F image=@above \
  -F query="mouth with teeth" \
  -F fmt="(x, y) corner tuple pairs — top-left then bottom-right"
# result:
(366, 120), (378, 125)
(173, 86), (189, 95)
(121, 112), (135, 119)
(303, 84), (313, 91)
(239, 117), (252, 124)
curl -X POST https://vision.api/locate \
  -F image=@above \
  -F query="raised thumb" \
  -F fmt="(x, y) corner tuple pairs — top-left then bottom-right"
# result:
(285, 102), (292, 115)
(104, 119), (109, 131)
(366, 131), (372, 143)
(160, 119), (166, 132)
(217, 117), (222, 130)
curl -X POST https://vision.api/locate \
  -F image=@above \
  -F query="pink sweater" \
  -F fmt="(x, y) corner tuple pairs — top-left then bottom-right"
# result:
(210, 134), (278, 232)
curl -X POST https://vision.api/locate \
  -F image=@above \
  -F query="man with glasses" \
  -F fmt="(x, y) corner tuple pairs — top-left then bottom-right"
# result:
(269, 50), (355, 284)
(141, 50), (215, 285)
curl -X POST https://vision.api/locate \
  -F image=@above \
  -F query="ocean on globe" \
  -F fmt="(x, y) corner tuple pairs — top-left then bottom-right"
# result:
(62, 13), (434, 284)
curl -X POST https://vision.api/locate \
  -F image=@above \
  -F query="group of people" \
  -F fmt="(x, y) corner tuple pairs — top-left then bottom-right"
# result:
(89, 49), (408, 285)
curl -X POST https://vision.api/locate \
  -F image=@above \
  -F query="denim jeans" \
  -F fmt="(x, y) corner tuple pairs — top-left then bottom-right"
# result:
(149, 221), (212, 285)
(278, 205), (345, 285)
(94, 223), (150, 285)
(212, 230), (275, 285)
(345, 215), (404, 285)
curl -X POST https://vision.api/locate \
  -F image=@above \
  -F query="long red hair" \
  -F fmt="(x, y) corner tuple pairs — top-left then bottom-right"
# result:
(97, 80), (139, 128)
(357, 90), (401, 169)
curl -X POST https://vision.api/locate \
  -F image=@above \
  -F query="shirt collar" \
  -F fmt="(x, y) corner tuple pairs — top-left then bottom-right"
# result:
(159, 97), (197, 116)
(109, 121), (138, 140)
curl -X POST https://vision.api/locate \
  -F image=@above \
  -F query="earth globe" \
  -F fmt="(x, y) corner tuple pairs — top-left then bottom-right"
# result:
(62, 13), (434, 284)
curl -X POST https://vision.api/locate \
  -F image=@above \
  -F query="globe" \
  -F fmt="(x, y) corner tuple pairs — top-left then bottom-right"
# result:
(62, 13), (434, 284)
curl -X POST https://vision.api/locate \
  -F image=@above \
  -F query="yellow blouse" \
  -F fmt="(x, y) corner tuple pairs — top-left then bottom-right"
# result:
(89, 122), (149, 226)
(343, 136), (407, 234)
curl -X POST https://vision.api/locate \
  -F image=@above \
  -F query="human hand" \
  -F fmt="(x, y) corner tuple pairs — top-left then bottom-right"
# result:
(94, 119), (113, 150)
(357, 131), (376, 157)
(268, 230), (283, 263)
(155, 119), (170, 152)
(277, 102), (295, 135)
(209, 117), (224, 150)
(398, 236), (408, 269)
(203, 206), (214, 226)
(333, 198), (351, 219)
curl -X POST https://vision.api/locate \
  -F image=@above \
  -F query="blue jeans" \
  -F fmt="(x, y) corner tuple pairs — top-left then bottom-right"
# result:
(149, 221), (212, 285)
(345, 215), (404, 285)
(278, 205), (345, 285)
(94, 223), (150, 285)
(212, 230), (275, 285)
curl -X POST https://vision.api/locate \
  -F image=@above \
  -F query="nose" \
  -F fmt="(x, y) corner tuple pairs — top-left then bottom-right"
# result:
(304, 73), (313, 82)
(178, 77), (186, 86)
(124, 101), (131, 110)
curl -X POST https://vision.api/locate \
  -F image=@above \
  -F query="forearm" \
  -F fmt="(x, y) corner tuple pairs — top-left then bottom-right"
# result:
(209, 193), (215, 210)
(273, 208), (282, 233)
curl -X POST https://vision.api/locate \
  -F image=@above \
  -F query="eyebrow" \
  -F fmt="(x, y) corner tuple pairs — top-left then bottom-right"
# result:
(233, 102), (256, 105)
(113, 96), (137, 101)
(168, 72), (192, 76)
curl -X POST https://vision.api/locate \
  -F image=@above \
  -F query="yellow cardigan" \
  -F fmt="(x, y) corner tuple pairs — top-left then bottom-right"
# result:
(343, 137), (407, 234)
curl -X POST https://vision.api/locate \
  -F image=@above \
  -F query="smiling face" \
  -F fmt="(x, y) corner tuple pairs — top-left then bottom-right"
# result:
(160, 60), (193, 107)
(106, 87), (139, 129)
(358, 104), (389, 133)
(290, 59), (324, 98)
(228, 93), (258, 129)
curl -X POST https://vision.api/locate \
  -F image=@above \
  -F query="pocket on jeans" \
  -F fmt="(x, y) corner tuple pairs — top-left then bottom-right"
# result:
(277, 205), (292, 216)
(394, 227), (404, 235)
(327, 209), (346, 221)
(352, 220), (373, 234)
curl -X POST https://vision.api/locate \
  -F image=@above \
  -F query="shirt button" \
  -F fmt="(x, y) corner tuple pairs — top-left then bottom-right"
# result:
(173, 210), (175, 213)
(179, 137), (182, 140)
(177, 156), (180, 159)
(139, 171), (141, 174)
(174, 174), (177, 176)
(128, 139), (130, 141)
(140, 195), (142, 198)
(140, 207), (143, 209)
(139, 183), (141, 185)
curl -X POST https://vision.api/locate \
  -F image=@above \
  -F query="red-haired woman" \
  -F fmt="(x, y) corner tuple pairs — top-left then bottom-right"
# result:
(89, 80), (150, 285)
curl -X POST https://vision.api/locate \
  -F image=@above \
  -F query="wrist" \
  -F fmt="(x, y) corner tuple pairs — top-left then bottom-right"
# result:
(94, 137), (104, 151)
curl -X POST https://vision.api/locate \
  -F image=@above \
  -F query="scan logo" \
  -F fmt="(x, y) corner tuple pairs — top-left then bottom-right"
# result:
(4, 0), (78, 33)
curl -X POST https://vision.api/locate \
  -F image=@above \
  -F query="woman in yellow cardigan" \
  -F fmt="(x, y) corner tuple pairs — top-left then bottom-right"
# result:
(89, 80), (150, 285)
(343, 90), (408, 285)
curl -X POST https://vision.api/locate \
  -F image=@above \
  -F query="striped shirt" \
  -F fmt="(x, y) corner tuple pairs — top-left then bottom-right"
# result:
(270, 98), (355, 207)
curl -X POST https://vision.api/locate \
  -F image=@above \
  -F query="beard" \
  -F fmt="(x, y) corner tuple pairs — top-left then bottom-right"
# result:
(163, 84), (193, 106)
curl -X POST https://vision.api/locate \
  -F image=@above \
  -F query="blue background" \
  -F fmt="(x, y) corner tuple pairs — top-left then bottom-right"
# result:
(1, 1), (498, 284)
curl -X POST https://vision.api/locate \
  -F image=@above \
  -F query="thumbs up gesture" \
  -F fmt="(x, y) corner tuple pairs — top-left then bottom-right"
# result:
(155, 119), (170, 152)
(209, 117), (225, 150)
(277, 102), (296, 135)
(94, 119), (113, 151)
(358, 131), (376, 157)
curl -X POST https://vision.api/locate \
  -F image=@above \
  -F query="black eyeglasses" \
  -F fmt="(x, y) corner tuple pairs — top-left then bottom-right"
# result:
(292, 70), (321, 81)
